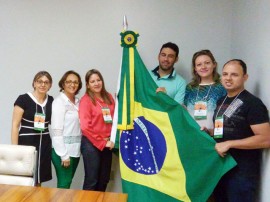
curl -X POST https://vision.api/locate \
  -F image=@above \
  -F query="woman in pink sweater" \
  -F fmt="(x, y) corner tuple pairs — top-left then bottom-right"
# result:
(79, 69), (115, 191)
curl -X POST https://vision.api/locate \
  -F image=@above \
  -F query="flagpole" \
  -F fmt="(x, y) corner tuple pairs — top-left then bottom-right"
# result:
(123, 15), (128, 31)
(110, 15), (128, 143)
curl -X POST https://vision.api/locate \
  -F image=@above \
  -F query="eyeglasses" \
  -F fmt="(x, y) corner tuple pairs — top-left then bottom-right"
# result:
(65, 80), (79, 86)
(36, 80), (51, 86)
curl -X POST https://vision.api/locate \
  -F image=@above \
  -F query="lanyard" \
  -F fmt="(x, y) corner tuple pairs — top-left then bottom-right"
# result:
(31, 92), (46, 115)
(96, 99), (108, 108)
(215, 90), (244, 120)
(96, 99), (112, 123)
(35, 103), (45, 114)
(195, 84), (213, 101)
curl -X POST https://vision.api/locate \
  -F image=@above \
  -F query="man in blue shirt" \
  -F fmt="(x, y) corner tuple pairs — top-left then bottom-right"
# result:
(149, 42), (186, 104)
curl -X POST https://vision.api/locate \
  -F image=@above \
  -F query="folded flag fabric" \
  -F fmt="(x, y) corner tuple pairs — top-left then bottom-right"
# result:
(111, 30), (236, 202)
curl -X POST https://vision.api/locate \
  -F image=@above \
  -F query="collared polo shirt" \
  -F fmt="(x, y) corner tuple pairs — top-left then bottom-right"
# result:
(149, 66), (186, 104)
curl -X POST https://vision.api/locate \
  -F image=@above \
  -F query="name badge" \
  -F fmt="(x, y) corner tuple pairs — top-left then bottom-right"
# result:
(102, 107), (112, 123)
(214, 116), (223, 139)
(34, 113), (46, 132)
(194, 101), (207, 120)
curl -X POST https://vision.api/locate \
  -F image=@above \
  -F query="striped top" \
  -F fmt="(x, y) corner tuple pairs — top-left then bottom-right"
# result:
(15, 92), (53, 136)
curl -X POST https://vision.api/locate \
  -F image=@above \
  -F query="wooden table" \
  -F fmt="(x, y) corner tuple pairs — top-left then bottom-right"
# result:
(0, 184), (128, 202)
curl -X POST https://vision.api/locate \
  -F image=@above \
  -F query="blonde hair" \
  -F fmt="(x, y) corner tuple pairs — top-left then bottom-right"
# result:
(189, 50), (220, 87)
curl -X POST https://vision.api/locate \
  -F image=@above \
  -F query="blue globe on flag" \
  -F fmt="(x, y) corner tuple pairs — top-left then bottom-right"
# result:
(120, 116), (167, 175)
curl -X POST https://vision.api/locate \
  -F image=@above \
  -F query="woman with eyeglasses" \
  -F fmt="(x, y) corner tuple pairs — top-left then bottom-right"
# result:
(11, 71), (53, 186)
(79, 69), (115, 191)
(50, 70), (82, 189)
(184, 50), (226, 131)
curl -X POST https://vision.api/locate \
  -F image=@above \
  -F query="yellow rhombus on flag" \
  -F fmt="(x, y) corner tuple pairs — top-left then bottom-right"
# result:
(111, 30), (236, 202)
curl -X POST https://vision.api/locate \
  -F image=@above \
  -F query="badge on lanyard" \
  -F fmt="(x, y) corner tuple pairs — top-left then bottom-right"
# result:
(194, 101), (207, 120)
(214, 116), (223, 139)
(102, 107), (112, 123)
(34, 113), (46, 132)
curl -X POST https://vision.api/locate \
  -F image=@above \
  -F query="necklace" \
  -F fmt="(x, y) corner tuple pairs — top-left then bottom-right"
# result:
(199, 82), (215, 86)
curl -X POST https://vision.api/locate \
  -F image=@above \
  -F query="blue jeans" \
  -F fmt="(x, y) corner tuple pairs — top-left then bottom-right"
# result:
(81, 136), (112, 191)
(213, 167), (259, 202)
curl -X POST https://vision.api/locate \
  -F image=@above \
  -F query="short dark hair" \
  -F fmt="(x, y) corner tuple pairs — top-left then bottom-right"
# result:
(223, 59), (247, 75)
(160, 42), (179, 57)
(58, 70), (82, 95)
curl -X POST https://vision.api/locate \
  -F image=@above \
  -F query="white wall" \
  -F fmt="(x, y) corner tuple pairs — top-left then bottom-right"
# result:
(1, 0), (269, 200)
(230, 1), (270, 201)
(231, 0), (270, 107)
(0, 0), (233, 192)
(0, 0), (233, 141)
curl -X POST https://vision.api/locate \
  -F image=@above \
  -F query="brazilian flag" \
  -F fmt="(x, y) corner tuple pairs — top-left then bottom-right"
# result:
(112, 30), (236, 202)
